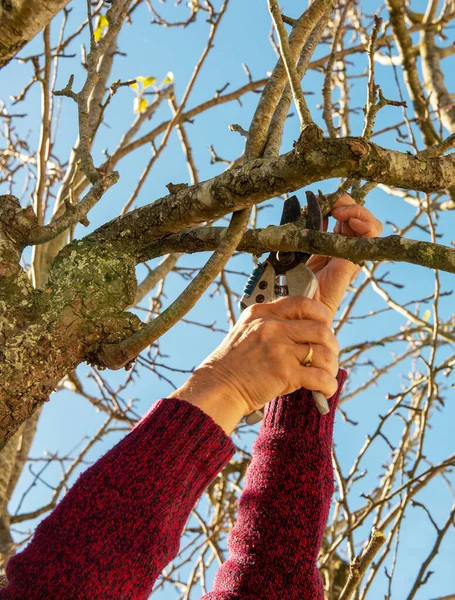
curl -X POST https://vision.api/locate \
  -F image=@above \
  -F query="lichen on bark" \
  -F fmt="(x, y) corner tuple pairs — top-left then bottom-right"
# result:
(0, 237), (141, 450)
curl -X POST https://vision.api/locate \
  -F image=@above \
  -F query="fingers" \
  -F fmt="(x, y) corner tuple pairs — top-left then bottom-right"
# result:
(259, 296), (333, 327)
(282, 320), (340, 357)
(331, 195), (383, 239)
(294, 342), (339, 377)
(289, 346), (338, 397)
(331, 193), (356, 209)
(301, 367), (339, 398)
(277, 342), (338, 398)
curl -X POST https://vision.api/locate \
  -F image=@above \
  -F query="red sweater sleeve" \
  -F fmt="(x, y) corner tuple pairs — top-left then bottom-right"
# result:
(1, 398), (235, 600)
(202, 369), (347, 600)
(1, 372), (346, 600)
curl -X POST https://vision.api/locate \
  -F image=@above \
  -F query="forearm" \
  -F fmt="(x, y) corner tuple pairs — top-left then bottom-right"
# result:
(203, 370), (347, 600)
(1, 398), (234, 600)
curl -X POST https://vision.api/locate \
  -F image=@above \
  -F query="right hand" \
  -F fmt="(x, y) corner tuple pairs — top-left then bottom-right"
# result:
(192, 296), (340, 417)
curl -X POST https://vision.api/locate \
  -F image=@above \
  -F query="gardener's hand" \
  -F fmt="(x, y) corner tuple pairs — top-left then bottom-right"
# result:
(169, 297), (339, 434)
(307, 194), (383, 317)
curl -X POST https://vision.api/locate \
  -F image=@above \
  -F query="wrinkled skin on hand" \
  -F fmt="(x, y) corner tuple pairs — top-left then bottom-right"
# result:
(195, 297), (339, 415)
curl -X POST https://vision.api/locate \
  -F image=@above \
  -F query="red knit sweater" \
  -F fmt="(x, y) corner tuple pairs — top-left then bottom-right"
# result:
(1, 370), (346, 599)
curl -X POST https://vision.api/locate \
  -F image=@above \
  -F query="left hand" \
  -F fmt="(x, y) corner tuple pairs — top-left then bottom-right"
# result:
(306, 193), (383, 318)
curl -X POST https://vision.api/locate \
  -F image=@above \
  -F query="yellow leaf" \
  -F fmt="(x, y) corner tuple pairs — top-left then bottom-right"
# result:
(162, 71), (174, 84)
(94, 15), (108, 42)
(129, 82), (139, 91)
(94, 26), (103, 42)
(134, 96), (148, 113)
(423, 309), (431, 322)
(136, 75), (157, 89)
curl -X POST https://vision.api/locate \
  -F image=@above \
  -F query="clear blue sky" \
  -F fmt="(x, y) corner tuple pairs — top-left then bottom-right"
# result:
(1, 1), (454, 598)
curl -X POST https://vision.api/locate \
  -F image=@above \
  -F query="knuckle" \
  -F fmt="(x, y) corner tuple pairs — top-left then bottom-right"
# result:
(319, 305), (333, 327)
(319, 372), (338, 397)
(270, 296), (287, 308)
(244, 302), (265, 321)
(303, 297), (327, 323)
(297, 296), (313, 311)
(269, 296), (290, 313)
(331, 334), (340, 356)
(314, 322), (330, 344)
(318, 324), (338, 353)
(284, 295), (313, 314)
(256, 318), (279, 341)
(318, 346), (339, 376)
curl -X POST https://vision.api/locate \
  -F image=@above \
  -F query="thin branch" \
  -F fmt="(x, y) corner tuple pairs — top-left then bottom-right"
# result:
(338, 530), (386, 599)
(267, 0), (313, 128)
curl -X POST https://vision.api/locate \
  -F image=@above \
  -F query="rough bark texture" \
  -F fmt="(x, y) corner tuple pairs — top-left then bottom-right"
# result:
(0, 237), (141, 450)
(87, 127), (455, 260)
(2, 126), (455, 448)
(0, 0), (71, 69)
(139, 226), (455, 274)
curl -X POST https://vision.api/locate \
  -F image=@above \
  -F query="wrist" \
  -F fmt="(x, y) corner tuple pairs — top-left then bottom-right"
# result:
(168, 369), (248, 436)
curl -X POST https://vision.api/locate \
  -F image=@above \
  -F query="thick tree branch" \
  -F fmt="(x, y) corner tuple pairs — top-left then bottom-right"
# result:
(85, 130), (455, 259)
(96, 211), (250, 370)
(0, 0), (71, 69)
(245, 0), (336, 159)
(265, 9), (331, 157)
(385, 0), (439, 146)
(137, 224), (455, 275)
(420, 8), (455, 134)
(25, 173), (120, 246)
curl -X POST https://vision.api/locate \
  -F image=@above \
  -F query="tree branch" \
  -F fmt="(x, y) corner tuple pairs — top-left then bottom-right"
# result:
(85, 131), (455, 259)
(267, 0), (313, 128)
(137, 224), (455, 275)
(96, 211), (250, 370)
(0, 0), (71, 68)
(338, 530), (386, 599)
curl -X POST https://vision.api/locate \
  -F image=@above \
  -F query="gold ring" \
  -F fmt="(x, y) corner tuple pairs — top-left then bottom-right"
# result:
(301, 343), (313, 367)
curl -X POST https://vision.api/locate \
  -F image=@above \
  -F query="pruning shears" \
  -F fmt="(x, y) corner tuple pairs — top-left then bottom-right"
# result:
(240, 191), (329, 424)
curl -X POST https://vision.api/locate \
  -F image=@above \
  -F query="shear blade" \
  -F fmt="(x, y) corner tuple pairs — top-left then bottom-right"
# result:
(305, 191), (323, 231)
(280, 195), (301, 225)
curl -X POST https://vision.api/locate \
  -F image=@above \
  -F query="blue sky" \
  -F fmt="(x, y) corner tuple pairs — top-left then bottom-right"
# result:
(1, 0), (455, 598)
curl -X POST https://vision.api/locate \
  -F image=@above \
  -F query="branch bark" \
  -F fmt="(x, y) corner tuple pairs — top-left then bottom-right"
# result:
(0, 0), (71, 68)
(338, 530), (386, 599)
(136, 224), (455, 275)
(84, 129), (455, 260)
